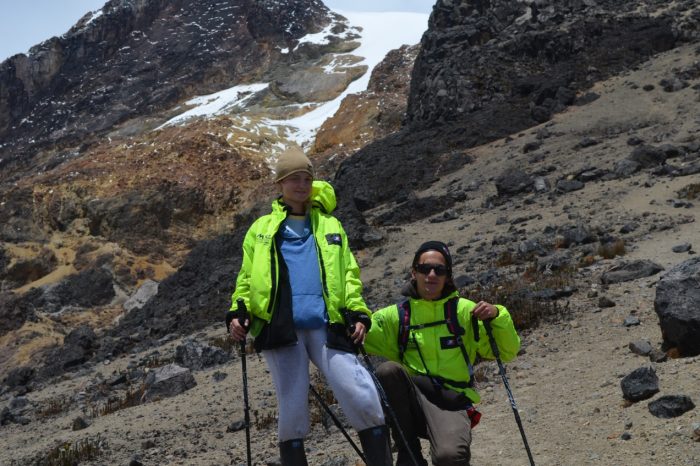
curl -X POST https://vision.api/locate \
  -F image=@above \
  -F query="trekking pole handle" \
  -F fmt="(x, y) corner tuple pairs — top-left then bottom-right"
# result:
(236, 298), (249, 330)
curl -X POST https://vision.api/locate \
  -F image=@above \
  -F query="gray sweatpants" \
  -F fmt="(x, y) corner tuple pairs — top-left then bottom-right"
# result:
(263, 327), (385, 441)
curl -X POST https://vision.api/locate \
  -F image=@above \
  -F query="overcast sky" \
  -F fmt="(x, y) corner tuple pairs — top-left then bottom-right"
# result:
(0, 0), (434, 62)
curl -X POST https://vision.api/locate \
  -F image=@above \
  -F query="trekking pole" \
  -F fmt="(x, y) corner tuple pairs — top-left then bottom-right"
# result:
(483, 320), (535, 466)
(309, 384), (367, 463)
(342, 311), (422, 466)
(236, 299), (252, 466)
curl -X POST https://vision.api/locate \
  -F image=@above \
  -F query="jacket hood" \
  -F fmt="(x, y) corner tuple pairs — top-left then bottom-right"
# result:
(310, 180), (336, 214)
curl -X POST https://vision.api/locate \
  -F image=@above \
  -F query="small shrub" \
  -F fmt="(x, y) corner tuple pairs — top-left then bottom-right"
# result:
(38, 396), (71, 418)
(209, 334), (236, 353)
(598, 239), (625, 259)
(90, 384), (145, 417)
(678, 183), (700, 200)
(144, 354), (174, 368)
(254, 409), (276, 429)
(42, 435), (105, 466)
(495, 251), (515, 267)
(465, 266), (574, 330)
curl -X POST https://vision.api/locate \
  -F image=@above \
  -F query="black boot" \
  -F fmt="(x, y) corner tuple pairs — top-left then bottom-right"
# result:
(395, 437), (427, 466)
(358, 425), (392, 466)
(279, 438), (308, 466)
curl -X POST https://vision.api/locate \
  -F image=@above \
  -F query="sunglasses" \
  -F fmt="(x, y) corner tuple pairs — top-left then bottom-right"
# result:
(414, 263), (448, 276)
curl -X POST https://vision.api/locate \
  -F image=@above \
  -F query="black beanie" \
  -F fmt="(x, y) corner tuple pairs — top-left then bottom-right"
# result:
(412, 241), (453, 272)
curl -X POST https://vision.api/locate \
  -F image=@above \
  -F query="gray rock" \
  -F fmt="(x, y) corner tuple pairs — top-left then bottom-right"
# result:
(648, 395), (695, 418)
(556, 179), (585, 192)
(495, 168), (534, 196)
(600, 260), (664, 284)
(227, 419), (247, 432)
(629, 340), (652, 356)
(628, 145), (667, 167)
(533, 176), (550, 193)
(613, 159), (641, 178)
(649, 349), (668, 363)
(557, 224), (596, 248)
(620, 366), (659, 402)
(654, 257), (700, 356)
(141, 364), (196, 403)
(174, 338), (230, 370)
(124, 279), (159, 312)
(672, 243), (692, 253)
(624, 316), (641, 327)
(598, 296), (616, 308)
(72, 416), (90, 431)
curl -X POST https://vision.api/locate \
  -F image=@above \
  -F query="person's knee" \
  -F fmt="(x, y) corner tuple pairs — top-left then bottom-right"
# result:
(376, 360), (404, 382)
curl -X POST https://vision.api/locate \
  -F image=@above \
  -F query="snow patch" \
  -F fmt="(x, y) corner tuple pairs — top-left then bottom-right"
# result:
(158, 83), (269, 129)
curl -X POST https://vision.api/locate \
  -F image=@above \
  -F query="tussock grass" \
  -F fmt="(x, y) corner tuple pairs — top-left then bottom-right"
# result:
(464, 265), (574, 330)
(598, 239), (626, 259)
(254, 409), (276, 429)
(209, 334), (237, 353)
(90, 384), (145, 417)
(143, 354), (175, 368)
(678, 182), (700, 200)
(37, 396), (71, 418)
(42, 436), (105, 466)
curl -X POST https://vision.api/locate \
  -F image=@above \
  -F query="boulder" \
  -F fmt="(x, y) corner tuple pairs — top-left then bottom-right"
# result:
(601, 260), (664, 284)
(123, 280), (159, 312)
(495, 168), (534, 197)
(141, 364), (196, 403)
(648, 395), (695, 419)
(654, 257), (700, 356)
(628, 145), (668, 167)
(620, 366), (659, 402)
(174, 338), (231, 370)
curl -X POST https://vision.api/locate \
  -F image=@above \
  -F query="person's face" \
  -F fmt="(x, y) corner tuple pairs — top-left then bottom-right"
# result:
(278, 172), (313, 209)
(412, 250), (448, 301)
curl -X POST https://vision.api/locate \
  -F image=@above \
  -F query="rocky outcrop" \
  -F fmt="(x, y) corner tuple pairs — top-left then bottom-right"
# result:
(654, 257), (700, 356)
(331, 0), (700, 226)
(0, 0), (332, 176)
(407, 0), (680, 129)
(314, 44), (420, 169)
(114, 231), (244, 343)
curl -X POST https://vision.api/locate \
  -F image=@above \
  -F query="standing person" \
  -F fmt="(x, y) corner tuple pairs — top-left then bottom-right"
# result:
(364, 241), (521, 466)
(227, 144), (391, 466)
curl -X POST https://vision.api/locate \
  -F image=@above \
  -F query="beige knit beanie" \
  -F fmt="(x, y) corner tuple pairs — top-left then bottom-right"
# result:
(274, 144), (314, 182)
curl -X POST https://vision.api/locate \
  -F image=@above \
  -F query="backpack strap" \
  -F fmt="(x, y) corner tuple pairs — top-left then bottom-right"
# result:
(397, 300), (411, 361)
(397, 297), (475, 387)
(444, 297), (475, 386)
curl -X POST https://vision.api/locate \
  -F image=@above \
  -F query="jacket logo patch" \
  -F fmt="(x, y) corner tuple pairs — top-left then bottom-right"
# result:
(440, 336), (461, 350)
(326, 233), (342, 246)
(255, 233), (273, 243)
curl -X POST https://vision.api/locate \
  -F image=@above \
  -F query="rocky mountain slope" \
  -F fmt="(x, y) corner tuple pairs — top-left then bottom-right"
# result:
(1, 0), (700, 465)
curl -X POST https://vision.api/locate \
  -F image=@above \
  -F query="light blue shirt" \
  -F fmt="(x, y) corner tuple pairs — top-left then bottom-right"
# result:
(279, 215), (327, 328)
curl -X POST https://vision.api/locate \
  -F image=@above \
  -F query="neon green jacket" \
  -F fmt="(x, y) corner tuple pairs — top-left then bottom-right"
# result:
(230, 180), (369, 337)
(364, 291), (520, 403)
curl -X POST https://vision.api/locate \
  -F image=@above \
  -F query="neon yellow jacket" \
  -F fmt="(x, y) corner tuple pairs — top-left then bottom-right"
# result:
(230, 180), (369, 337)
(364, 291), (520, 403)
